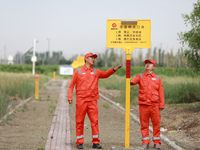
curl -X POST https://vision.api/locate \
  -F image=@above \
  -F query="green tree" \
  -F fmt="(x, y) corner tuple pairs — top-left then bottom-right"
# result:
(162, 50), (165, 67)
(94, 53), (105, 67)
(170, 49), (174, 67)
(139, 51), (143, 66)
(158, 48), (162, 66)
(153, 47), (157, 62)
(178, 0), (200, 72)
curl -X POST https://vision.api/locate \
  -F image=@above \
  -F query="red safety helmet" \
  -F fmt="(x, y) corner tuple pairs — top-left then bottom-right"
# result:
(144, 59), (156, 67)
(84, 53), (98, 60)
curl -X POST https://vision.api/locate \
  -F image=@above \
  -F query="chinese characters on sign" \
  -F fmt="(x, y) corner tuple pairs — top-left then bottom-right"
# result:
(107, 20), (151, 49)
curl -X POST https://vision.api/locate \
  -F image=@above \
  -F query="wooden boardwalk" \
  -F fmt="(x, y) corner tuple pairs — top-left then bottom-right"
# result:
(45, 80), (71, 150)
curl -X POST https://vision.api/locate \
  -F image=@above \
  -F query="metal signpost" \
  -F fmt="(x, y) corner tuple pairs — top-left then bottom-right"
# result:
(107, 19), (151, 148)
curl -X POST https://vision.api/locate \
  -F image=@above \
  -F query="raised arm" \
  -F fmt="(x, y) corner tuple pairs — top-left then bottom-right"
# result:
(99, 65), (122, 78)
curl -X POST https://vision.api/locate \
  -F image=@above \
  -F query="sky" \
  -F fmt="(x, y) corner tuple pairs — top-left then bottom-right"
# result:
(0, 0), (197, 59)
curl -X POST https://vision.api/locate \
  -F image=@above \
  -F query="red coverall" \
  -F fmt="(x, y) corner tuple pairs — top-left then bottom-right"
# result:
(131, 71), (165, 145)
(68, 65), (116, 145)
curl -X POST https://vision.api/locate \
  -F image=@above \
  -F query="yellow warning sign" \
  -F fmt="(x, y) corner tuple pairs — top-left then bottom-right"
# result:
(77, 56), (85, 64)
(71, 56), (85, 69)
(107, 19), (151, 49)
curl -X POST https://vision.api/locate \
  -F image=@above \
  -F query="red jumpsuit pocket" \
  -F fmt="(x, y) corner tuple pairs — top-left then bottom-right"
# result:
(152, 81), (159, 90)
(139, 90), (146, 101)
(77, 90), (89, 98)
(151, 92), (159, 103)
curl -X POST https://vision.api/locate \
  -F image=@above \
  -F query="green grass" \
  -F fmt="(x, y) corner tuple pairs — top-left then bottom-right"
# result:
(0, 73), (50, 118)
(103, 104), (109, 108)
(48, 105), (56, 114)
(0, 115), (13, 125)
(0, 96), (9, 118)
(20, 104), (29, 112)
(0, 64), (59, 75)
(0, 73), (49, 99)
(37, 147), (45, 150)
(163, 82), (200, 104)
(97, 66), (199, 77)
(98, 74), (200, 106)
(1, 65), (198, 77)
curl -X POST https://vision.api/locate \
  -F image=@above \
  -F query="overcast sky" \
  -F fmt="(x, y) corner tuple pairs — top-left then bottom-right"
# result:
(0, 0), (197, 59)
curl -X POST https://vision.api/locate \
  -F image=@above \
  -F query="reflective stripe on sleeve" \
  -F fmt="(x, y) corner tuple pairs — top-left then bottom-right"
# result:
(77, 135), (84, 139)
(94, 68), (96, 73)
(142, 137), (150, 141)
(153, 137), (161, 140)
(92, 135), (99, 138)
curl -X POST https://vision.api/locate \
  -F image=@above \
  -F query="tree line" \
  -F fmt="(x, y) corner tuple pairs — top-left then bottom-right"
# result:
(93, 47), (187, 68)
(12, 46), (187, 69)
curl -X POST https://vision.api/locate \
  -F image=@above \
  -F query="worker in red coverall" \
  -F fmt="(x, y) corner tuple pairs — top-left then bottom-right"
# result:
(130, 59), (165, 150)
(68, 53), (122, 149)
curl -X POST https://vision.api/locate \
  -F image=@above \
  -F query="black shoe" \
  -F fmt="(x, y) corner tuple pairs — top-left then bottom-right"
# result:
(142, 144), (149, 149)
(77, 144), (83, 149)
(154, 144), (161, 149)
(92, 143), (102, 149)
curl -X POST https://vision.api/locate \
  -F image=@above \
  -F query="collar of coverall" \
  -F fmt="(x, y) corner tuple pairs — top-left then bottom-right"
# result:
(144, 71), (155, 77)
(83, 65), (94, 72)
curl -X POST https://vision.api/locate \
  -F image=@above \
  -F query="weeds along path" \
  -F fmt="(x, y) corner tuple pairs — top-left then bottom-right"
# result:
(0, 79), (64, 149)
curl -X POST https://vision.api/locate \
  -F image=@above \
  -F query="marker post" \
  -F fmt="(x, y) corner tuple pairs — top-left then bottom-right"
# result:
(123, 47), (135, 148)
(35, 75), (39, 99)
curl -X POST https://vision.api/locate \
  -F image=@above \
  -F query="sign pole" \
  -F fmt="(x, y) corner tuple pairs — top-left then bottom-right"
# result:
(125, 53), (131, 148)
(123, 47), (134, 148)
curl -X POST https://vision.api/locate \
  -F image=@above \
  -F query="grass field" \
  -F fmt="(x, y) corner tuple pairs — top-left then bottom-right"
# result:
(98, 67), (200, 106)
(0, 73), (50, 118)
(0, 66), (199, 118)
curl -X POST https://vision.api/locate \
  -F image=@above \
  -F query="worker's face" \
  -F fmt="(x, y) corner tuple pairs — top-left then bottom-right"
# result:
(145, 62), (155, 70)
(86, 56), (95, 65)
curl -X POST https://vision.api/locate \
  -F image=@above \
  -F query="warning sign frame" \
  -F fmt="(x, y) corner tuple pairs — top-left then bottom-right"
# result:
(107, 19), (151, 53)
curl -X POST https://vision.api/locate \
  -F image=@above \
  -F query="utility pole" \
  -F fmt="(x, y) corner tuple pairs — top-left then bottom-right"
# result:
(46, 38), (51, 65)
(32, 39), (38, 75)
